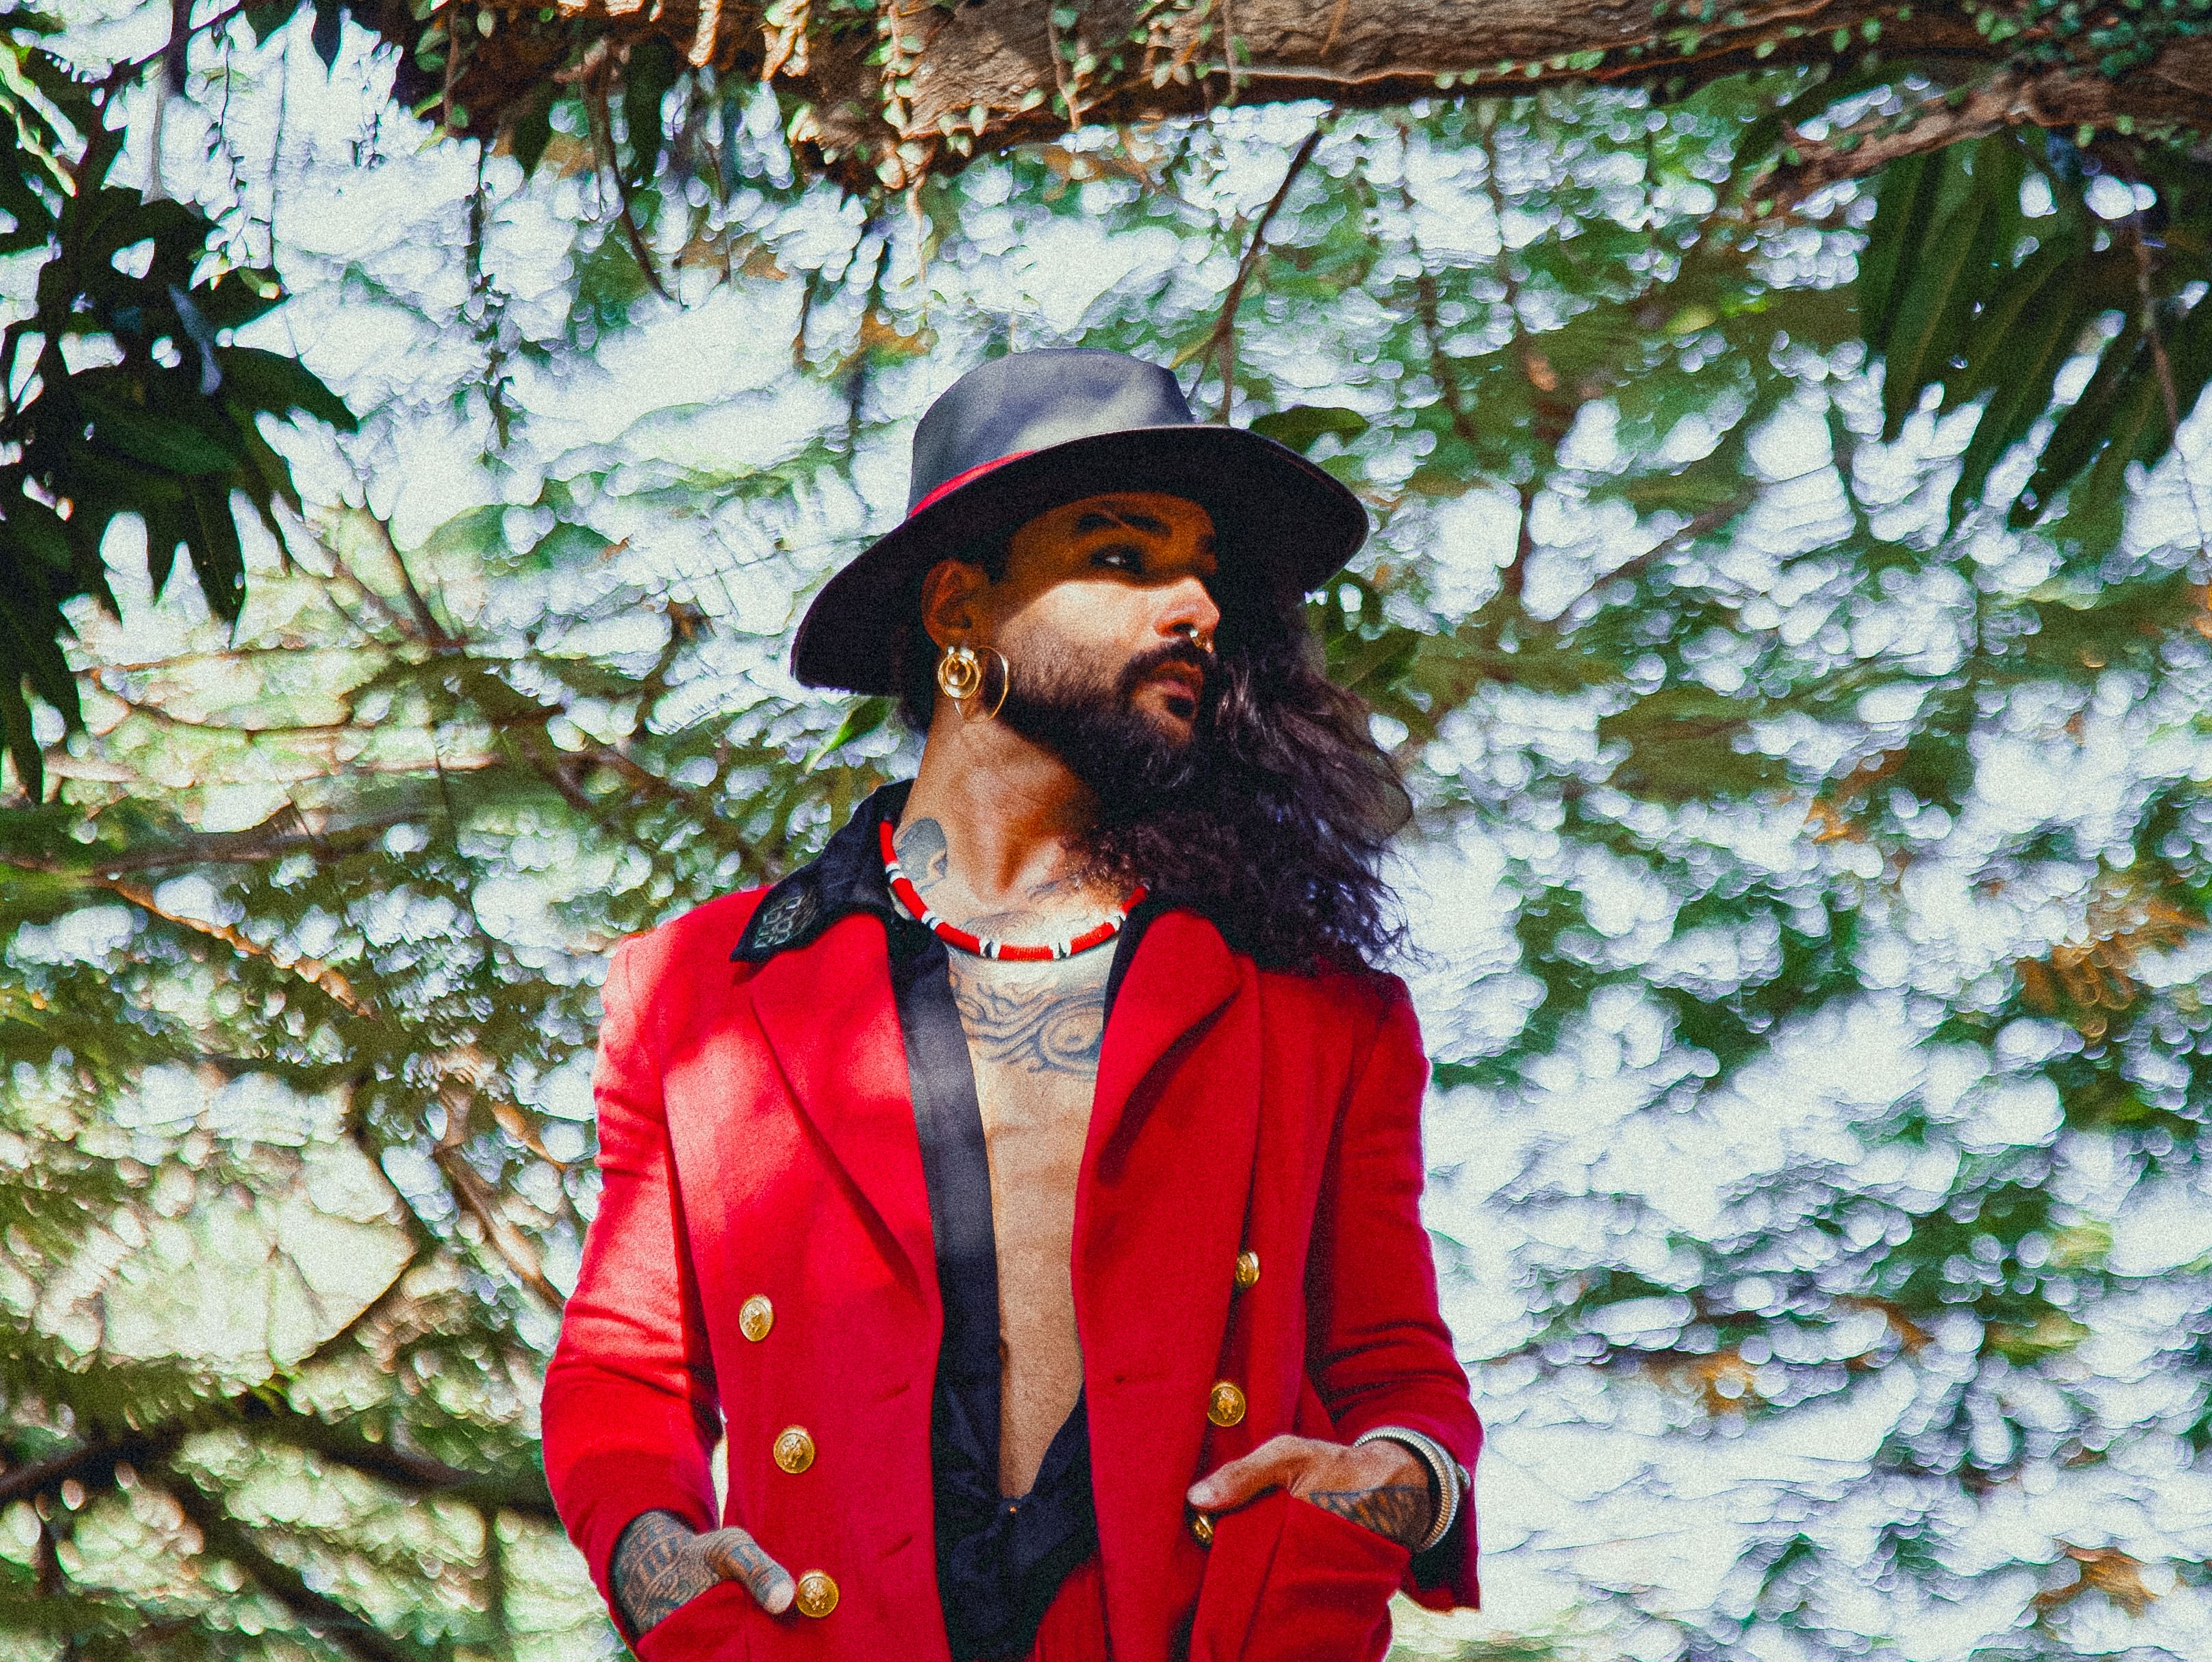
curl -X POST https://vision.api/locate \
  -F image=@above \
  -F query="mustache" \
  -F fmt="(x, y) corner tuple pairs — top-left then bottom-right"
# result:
(1117, 639), (1214, 697)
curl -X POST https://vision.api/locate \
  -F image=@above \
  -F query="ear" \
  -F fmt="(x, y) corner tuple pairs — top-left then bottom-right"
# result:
(919, 558), (989, 649)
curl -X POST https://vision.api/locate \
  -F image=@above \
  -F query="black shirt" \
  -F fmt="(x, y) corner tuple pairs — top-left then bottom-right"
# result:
(734, 784), (1143, 1659)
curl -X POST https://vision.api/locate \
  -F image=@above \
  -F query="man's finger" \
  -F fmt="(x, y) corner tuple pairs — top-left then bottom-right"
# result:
(698, 1525), (796, 1615)
(1187, 1434), (1310, 1510)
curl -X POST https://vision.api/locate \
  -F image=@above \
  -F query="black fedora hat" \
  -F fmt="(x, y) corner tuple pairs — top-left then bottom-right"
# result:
(790, 348), (1369, 694)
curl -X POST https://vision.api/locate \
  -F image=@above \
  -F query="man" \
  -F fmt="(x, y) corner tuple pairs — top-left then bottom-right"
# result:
(542, 349), (1482, 1662)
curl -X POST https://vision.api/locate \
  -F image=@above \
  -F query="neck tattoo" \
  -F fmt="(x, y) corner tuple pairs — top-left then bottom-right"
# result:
(881, 819), (1143, 962)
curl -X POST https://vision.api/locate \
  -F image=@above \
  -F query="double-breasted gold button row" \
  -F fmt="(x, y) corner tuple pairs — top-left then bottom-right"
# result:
(1212, 1245), (1256, 1428)
(1190, 1249), (1262, 1545)
(740, 1294), (837, 1618)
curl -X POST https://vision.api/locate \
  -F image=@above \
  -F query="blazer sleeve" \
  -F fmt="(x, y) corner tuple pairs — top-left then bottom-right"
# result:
(1305, 976), (1482, 1609)
(541, 934), (722, 1637)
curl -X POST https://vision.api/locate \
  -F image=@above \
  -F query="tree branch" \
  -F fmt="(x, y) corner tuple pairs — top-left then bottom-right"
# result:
(162, 1466), (427, 1662)
(432, 1112), (569, 1307)
(387, 0), (2212, 195)
(1204, 118), (1327, 420)
(7, 836), (574, 1307)
(75, 869), (378, 1019)
(0, 1429), (183, 1511)
(1759, 68), (2043, 212)
(239, 1397), (559, 1521)
(0, 807), (404, 875)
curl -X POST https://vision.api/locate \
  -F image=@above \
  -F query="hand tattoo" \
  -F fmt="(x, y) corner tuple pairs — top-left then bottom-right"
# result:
(699, 1528), (794, 1615)
(612, 1511), (715, 1635)
(1304, 1482), (1434, 1550)
(611, 1511), (793, 1633)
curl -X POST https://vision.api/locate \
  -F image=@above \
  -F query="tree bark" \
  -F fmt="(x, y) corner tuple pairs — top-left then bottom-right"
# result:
(425, 0), (2212, 194)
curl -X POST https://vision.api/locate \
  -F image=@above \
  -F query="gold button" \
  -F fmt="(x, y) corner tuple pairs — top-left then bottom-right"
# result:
(739, 1294), (774, 1342)
(1234, 1249), (1260, 1290)
(1206, 1381), (1247, 1428)
(773, 1426), (815, 1474)
(793, 1570), (839, 1618)
(1189, 1511), (1214, 1546)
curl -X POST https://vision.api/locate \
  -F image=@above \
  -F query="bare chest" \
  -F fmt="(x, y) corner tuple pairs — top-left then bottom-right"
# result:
(946, 951), (1108, 1492)
(947, 954), (1107, 1228)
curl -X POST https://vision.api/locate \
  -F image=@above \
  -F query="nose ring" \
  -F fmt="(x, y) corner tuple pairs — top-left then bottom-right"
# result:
(1173, 622), (1212, 650)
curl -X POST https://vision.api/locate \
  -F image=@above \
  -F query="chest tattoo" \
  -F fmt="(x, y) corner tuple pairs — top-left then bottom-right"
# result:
(948, 965), (1106, 1078)
(895, 815), (1113, 1082)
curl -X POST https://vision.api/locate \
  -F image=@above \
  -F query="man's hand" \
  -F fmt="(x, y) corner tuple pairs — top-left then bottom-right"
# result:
(611, 1509), (796, 1635)
(1187, 1435), (1434, 1550)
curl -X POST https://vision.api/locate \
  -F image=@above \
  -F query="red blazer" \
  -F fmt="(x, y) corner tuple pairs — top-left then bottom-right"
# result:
(542, 887), (1482, 1661)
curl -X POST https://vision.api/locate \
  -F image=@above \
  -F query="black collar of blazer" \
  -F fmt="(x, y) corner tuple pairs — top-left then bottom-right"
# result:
(728, 780), (1182, 1015)
(729, 781), (911, 964)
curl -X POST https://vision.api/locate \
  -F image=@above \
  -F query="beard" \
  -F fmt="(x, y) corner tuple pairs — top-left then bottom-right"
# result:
(995, 639), (1211, 817)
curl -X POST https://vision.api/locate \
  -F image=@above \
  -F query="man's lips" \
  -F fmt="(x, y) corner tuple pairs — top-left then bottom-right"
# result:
(1148, 663), (1204, 702)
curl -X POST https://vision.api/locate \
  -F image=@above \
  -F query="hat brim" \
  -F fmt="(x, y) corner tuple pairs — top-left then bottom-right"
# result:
(790, 424), (1368, 695)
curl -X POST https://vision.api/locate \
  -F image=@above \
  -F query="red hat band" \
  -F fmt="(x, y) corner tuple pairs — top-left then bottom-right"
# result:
(908, 450), (1036, 519)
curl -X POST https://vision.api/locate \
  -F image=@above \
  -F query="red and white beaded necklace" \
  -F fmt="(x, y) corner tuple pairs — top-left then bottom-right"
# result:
(879, 819), (1145, 962)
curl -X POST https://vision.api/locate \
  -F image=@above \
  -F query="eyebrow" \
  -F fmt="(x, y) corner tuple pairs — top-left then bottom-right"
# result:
(1073, 509), (1170, 537)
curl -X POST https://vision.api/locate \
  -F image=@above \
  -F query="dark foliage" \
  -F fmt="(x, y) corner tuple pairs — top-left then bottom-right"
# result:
(0, 14), (354, 798)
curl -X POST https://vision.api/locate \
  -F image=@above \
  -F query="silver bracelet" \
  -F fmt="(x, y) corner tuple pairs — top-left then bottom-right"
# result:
(1353, 1426), (1466, 1555)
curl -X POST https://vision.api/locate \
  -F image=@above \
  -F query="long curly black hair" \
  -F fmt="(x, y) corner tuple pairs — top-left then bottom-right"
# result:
(895, 561), (1411, 971)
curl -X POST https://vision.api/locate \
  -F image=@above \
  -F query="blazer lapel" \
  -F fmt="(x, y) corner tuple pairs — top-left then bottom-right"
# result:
(1076, 909), (1267, 1657)
(1086, 909), (1246, 1175)
(743, 913), (936, 1301)
(1078, 906), (1260, 1349)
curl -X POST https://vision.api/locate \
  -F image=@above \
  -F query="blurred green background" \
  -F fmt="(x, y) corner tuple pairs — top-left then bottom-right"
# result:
(3, 0), (2212, 1657)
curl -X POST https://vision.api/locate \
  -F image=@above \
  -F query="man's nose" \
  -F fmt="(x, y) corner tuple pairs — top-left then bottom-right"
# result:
(1158, 576), (1221, 646)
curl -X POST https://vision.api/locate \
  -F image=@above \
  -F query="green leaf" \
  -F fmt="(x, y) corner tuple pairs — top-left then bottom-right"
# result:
(3, 496), (73, 577)
(0, 583), (77, 722)
(1249, 405), (1370, 455)
(805, 697), (893, 769)
(235, 418), (306, 521)
(0, 658), (40, 797)
(1328, 622), (1422, 703)
(2011, 316), (2144, 527)
(1948, 231), (2083, 410)
(1857, 150), (1941, 361)
(1946, 246), (2090, 524)
(2061, 292), (2212, 530)
(75, 385), (243, 475)
(2020, 571), (2199, 672)
(242, 0), (304, 42)
(620, 38), (681, 186)
(183, 478), (247, 625)
(138, 492), (193, 601)
(216, 345), (359, 433)
(1879, 137), (2022, 441)
(507, 81), (558, 179)
(1597, 685), (1787, 802)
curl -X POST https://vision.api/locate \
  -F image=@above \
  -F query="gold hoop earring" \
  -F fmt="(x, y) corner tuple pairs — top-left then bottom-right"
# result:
(937, 644), (983, 705)
(937, 644), (1012, 720)
(976, 647), (1011, 721)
